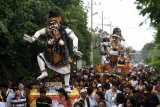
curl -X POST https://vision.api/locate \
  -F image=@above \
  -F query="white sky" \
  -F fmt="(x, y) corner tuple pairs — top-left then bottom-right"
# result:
(83, 0), (155, 51)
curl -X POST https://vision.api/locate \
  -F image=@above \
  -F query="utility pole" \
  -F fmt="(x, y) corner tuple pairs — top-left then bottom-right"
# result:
(91, 0), (93, 31)
(90, 0), (100, 67)
(110, 20), (112, 34)
(102, 11), (104, 37)
(90, 0), (93, 67)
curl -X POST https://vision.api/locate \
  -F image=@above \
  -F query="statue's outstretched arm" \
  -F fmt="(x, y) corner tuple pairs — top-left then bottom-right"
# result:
(23, 28), (46, 43)
(65, 28), (78, 50)
(65, 28), (82, 57)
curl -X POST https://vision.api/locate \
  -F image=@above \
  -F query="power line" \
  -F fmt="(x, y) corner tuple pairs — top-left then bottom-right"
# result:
(94, 23), (154, 31)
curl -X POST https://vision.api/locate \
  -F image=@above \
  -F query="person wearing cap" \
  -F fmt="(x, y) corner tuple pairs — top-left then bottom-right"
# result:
(23, 11), (82, 92)
(73, 88), (91, 107)
(36, 88), (52, 107)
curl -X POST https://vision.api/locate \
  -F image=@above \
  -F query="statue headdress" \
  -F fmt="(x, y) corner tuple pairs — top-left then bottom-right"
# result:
(47, 11), (62, 23)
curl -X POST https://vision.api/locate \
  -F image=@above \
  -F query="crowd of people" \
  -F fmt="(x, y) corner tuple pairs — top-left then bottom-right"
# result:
(0, 9), (159, 107)
(0, 64), (160, 107)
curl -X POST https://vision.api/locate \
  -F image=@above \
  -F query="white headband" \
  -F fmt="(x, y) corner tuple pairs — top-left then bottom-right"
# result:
(80, 88), (87, 94)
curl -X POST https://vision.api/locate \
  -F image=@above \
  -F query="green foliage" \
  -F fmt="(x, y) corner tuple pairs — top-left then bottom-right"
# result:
(62, 4), (91, 65)
(0, 0), (91, 82)
(93, 48), (101, 66)
(135, 0), (160, 68)
(155, 23), (160, 44)
(148, 44), (160, 67)
(135, 0), (160, 25)
(135, 0), (160, 44)
(141, 42), (155, 63)
(93, 30), (105, 66)
(52, 0), (81, 9)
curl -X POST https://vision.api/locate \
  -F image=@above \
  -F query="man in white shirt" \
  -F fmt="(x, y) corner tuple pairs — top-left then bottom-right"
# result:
(105, 82), (121, 107)
(0, 83), (14, 107)
(73, 88), (91, 107)
(130, 76), (138, 88)
(0, 94), (5, 107)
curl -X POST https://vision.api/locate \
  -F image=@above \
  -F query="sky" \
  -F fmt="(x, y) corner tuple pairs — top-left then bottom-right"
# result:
(83, 0), (155, 51)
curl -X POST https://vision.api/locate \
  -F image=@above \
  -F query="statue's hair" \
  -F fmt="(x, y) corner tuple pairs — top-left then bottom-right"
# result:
(48, 11), (61, 18)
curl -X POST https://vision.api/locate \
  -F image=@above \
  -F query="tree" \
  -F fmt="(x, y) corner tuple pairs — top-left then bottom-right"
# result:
(148, 44), (160, 67)
(135, 0), (160, 68)
(141, 42), (155, 64)
(63, 4), (92, 65)
(0, 0), (91, 82)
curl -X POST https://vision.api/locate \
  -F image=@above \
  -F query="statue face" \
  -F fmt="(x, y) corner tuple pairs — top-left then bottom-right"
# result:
(48, 20), (60, 35)
(112, 36), (118, 40)
(48, 20), (60, 29)
(115, 32), (121, 36)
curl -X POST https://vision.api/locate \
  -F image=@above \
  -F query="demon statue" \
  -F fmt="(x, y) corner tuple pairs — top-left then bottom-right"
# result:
(23, 11), (82, 92)
(99, 27), (125, 67)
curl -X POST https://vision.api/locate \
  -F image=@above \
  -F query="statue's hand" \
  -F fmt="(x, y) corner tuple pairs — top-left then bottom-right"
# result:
(73, 49), (83, 57)
(98, 43), (103, 47)
(23, 34), (33, 43)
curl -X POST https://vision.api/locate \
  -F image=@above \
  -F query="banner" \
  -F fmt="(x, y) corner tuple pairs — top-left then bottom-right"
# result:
(96, 64), (131, 73)
(29, 94), (79, 107)
(29, 83), (79, 107)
